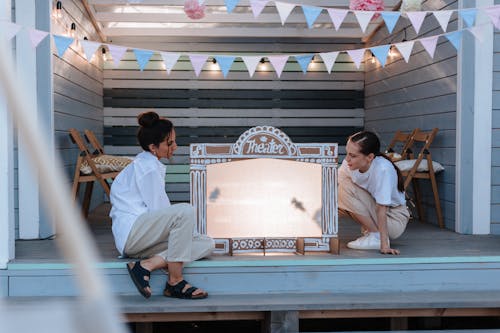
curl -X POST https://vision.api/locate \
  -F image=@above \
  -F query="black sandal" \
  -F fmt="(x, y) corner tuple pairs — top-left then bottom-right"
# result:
(163, 280), (208, 299)
(127, 261), (151, 298)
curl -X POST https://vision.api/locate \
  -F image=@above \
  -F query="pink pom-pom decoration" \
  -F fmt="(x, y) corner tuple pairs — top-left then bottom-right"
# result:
(349, 0), (384, 18)
(184, 0), (206, 20)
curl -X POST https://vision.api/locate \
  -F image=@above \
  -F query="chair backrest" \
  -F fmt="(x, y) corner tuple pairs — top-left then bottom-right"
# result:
(385, 129), (418, 161)
(403, 128), (439, 187)
(69, 128), (93, 158)
(84, 129), (105, 156)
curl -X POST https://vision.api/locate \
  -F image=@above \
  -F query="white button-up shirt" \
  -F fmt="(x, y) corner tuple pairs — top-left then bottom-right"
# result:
(110, 151), (171, 254)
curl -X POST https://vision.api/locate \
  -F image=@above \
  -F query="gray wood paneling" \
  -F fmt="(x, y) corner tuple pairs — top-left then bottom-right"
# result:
(364, 0), (458, 229)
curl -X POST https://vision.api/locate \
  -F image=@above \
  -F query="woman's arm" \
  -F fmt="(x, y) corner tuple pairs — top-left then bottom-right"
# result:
(375, 204), (400, 255)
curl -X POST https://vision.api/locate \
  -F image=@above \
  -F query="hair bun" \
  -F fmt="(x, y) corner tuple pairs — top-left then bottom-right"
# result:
(138, 111), (160, 128)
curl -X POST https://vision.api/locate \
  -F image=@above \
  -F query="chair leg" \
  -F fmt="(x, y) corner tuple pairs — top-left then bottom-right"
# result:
(82, 181), (94, 219)
(429, 173), (444, 228)
(411, 178), (425, 223)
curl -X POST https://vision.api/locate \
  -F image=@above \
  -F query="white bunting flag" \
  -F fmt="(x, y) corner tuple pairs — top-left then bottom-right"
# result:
(242, 56), (262, 77)
(419, 35), (439, 58)
(327, 9), (348, 31)
(249, 0), (268, 18)
(468, 25), (486, 43)
(406, 11), (427, 34)
(189, 54), (209, 77)
(394, 41), (415, 63)
(1, 21), (22, 41)
(275, 1), (296, 25)
(81, 40), (101, 61)
(161, 52), (181, 74)
(27, 28), (49, 48)
(108, 44), (128, 68)
(346, 49), (366, 69)
(354, 11), (375, 33)
(433, 10), (452, 32)
(319, 51), (339, 74)
(268, 55), (289, 78)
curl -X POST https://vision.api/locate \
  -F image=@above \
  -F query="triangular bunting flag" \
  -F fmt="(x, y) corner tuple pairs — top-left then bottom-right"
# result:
(249, 0), (268, 18)
(327, 9), (348, 31)
(27, 28), (49, 48)
(275, 2), (295, 25)
(394, 41), (415, 63)
(108, 44), (128, 68)
(295, 54), (314, 73)
(406, 11), (427, 34)
(370, 45), (391, 67)
(468, 25), (486, 43)
(53, 35), (74, 58)
(420, 36), (439, 58)
(354, 11), (374, 33)
(346, 49), (366, 69)
(215, 55), (236, 78)
(160, 52), (181, 74)
(189, 54), (209, 76)
(80, 40), (101, 61)
(225, 0), (239, 13)
(319, 51), (339, 74)
(459, 8), (477, 28)
(381, 12), (401, 34)
(133, 49), (154, 71)
(1, 21), (22, 41)
(433, 10), (452, 32)
(302, 5), (323, 29)
(242, 56), (261, 77)
(484, 6), (500, 30)
(268, 55), (289, 78)
(445, 31), (462, 50)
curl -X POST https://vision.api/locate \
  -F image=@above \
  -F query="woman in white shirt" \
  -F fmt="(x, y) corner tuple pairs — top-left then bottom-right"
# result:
(110, 111), (214, 299)
(338, 131), (409, 255)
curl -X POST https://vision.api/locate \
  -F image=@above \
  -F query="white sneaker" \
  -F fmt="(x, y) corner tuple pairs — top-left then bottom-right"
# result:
(347, 232), (386, 250)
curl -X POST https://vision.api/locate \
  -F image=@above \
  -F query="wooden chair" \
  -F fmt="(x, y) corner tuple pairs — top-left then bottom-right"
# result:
(83, 129), (105, 156)
(384, 129), (418, 162)
(69, 128), (120, 218)
(395, 128), (444, 228)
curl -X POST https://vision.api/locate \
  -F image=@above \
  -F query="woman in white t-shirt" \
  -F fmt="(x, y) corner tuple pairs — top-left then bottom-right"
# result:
(338, 131), (409, 255)
(110, 111), (214, 299)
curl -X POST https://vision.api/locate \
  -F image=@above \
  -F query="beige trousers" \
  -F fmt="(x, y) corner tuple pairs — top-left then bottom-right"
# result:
(123, 203), (214, 262)
(338, 175), (410, 240)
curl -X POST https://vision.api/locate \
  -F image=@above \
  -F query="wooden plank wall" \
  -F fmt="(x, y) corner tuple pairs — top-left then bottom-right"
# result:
(364, 0), (457, 229)
(492, 29), (500, 234)
(51, 0), (104, 219)
(103, 39), (365, 203)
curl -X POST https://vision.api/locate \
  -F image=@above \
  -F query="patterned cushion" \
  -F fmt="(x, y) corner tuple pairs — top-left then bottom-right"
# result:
(395, 159), (445, 173)
(80, 155), (133, 175)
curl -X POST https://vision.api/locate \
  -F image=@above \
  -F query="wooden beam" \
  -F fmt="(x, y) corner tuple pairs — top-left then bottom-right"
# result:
(81, 0), (106, 42)
(125, 311), (265, 322)
(299, 308), (500, 319)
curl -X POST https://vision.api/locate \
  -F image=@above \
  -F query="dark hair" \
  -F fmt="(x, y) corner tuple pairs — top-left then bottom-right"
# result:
(137, 111), (173, 151)
(349, 131), (404, 192)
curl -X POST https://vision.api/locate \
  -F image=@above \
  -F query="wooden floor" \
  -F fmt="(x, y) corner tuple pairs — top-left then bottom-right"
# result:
(13, 203), (500, 263)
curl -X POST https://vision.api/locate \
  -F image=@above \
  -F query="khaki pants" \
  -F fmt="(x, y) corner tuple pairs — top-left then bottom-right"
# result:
(338, 175), (409, 240)
(124, 203), (214, 262)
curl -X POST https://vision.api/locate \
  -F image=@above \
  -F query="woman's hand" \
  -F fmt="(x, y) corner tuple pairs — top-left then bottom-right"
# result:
(380, 247), (400, 255)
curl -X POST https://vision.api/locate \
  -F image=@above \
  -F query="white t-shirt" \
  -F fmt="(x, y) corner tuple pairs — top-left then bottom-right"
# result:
(339, 156), (405, 207)
(109, 151), (171, 254)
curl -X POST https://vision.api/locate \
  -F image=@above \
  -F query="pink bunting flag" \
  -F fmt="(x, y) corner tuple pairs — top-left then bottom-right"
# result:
(27, 28), (49, 48)
(189, 54), (209, 76)
(268, 55), (289, 78)
(2, 21), (22, 41)
(108, 44), (128, 68)
(433, 10), (452, 32)
(484, 6), (500, 30)
(346, 49), (366, 69)
(327, 9), (349, 31)
(420, 36), (438, 59)
(241, 56), (262, 77)
(319, 51), (339, 74)
(406, 11), (427, 34)
(275, 1), (295, 25)
(394, 41), (414, 63)
(353, 11), (375, 33)
(250, 0), (268, 18)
